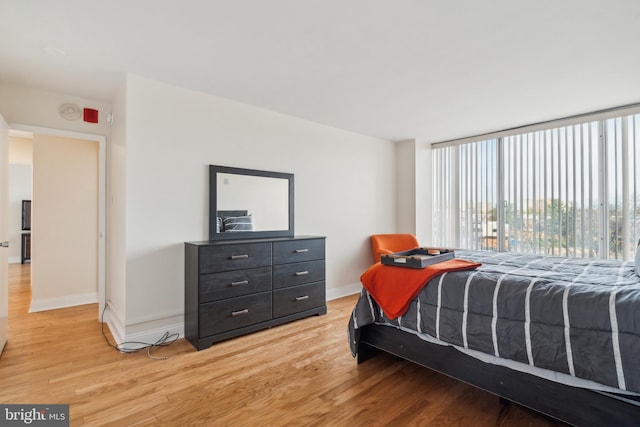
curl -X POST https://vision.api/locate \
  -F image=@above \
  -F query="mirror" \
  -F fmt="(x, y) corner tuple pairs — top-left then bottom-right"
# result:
(209, 165), (294, 240)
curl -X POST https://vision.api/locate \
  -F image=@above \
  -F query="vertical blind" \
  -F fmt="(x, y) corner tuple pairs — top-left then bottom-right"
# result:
(432, 111), (640, 261)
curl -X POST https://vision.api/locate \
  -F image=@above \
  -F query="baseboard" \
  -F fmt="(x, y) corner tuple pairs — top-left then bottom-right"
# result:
(29, 292), (98, 313)
(99, 284), (360, 352)
(114, 322), (184, 350)
(8, 257), (21, 264)
(104, 303), (183, 351)
(326, 282), (361, 301)
(104, 301), (126, 345)
(106, 321), (183, 351)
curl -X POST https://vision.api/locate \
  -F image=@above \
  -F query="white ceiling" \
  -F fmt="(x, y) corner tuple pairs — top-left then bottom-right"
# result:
(1, 0), (640, 142)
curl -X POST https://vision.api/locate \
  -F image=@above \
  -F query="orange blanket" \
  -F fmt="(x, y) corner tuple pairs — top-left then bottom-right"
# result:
(360, 259), (482, 319)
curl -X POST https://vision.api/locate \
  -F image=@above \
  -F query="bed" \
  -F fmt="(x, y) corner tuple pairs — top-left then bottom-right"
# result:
(348, 250), (640, 426)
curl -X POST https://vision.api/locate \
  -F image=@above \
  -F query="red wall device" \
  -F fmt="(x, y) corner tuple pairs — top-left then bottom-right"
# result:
(83, 108), (99, 123)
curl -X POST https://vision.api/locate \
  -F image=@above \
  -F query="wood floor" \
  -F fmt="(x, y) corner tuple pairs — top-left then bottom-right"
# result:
(0, 263), (564, 426)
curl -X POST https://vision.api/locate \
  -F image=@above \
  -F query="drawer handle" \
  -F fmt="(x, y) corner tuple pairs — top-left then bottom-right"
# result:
(294, 249), (309, 253)
(295, 271), (309, 276)
(295, 296), (310, 301)
(230, 254), (249, 260)
(231, 280), (249, 287)
(231, 309), (249, 316)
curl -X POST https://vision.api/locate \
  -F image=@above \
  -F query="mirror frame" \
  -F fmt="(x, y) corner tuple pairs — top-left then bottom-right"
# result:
(209, 165), (294, 241)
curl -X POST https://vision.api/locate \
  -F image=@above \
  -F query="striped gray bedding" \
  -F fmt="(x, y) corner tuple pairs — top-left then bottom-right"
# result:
(348, 250), (640, 394)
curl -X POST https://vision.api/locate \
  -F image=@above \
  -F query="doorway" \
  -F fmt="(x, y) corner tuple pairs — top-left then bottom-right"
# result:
(7, 124), (106, 316)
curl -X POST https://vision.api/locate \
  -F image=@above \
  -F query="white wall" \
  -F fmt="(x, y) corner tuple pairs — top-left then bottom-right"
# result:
(7, 165), (31, 263)
(0, 78), (398, 344)
(395, 139), (435, 246)
(8, 136), (33, 164)
(395, 140), (416, 235)
(106, 80), (127, 340)
(115, 74), (396, 340)
(30, 134), (99, 312)
(0, 83), (110, 315)
(0, 83), (112, 136)
(415, 140), (433, 245)
(8, 137), (33, 263)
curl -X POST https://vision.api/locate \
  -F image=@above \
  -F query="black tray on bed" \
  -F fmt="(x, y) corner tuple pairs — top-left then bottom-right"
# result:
(380, 247), (455, 269)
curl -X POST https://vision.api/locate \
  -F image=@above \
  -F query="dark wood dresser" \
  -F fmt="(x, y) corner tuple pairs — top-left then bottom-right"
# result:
(184, 236), (326, 350)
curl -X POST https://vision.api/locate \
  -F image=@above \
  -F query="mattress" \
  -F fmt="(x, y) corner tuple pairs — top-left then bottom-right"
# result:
(349, 251), (640, 394)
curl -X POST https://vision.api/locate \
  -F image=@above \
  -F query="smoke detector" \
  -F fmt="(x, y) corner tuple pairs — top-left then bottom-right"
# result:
(59, 103), (81, 120)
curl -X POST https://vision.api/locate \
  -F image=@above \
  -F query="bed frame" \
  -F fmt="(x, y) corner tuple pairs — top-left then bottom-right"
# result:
(357, 324), (640, 426)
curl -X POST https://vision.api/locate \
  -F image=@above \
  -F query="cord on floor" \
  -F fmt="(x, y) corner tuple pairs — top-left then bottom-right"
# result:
(100, 304), (179, 360)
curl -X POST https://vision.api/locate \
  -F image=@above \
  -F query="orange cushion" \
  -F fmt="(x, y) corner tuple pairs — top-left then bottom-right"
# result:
(370, 234), (419, 263)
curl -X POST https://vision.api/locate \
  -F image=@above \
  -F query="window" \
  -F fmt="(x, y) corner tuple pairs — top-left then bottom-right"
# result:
(432, 107), (640, 261)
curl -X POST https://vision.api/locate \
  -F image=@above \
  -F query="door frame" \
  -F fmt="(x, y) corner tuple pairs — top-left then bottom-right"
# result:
(0, 113), (8, 356)
(9, 123), (106, 316)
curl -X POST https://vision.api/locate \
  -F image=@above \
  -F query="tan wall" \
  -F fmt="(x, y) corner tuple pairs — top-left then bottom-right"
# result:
(31, 134), (98, 311)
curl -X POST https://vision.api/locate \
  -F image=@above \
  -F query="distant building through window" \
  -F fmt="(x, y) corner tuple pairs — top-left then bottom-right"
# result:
(431, 107), (640, 261)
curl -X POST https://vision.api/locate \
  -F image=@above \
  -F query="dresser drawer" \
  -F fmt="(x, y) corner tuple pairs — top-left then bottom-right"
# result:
(273, 238), (325, 265)
(199, 292), (272, 337)
(199, 266), (272, 303)
(273, 282), (325, 318)
(272, 260), (325, 290)
(199, 242), (271, 274)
